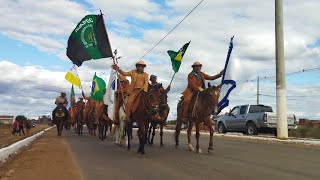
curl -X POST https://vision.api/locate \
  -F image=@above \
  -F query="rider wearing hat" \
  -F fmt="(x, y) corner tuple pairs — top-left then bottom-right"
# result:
(112, 60), (149, 121)
(181, 61), (224, 123)
(149, 74), (171, 96)
(53, 91), (69, 119)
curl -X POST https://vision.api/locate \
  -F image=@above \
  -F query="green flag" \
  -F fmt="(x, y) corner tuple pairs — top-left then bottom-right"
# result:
(70, 85), (75, 107)
(167, 41), (190, 73)
(67, 14), (113, 67)
(90, 73), (106, 102)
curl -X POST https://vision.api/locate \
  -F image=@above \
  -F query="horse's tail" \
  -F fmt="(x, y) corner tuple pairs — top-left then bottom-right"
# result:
(173, 100), (183, 141)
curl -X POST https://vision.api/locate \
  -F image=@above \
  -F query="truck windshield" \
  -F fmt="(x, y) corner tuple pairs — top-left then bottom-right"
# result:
(249, 105), (273, 113)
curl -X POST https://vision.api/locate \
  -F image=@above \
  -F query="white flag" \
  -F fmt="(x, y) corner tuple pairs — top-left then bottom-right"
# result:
(104, 69), (117, 120)
(218, 37), (236, 114)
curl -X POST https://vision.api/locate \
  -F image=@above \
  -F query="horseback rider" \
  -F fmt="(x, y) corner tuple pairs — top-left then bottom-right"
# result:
(149, 74), (170, 106)
(112, 60), (149, 121)
(53, 91), (69, 119)
(81, 91), (95, 122)
(181, 61), (224, 123)
(149, 75), (171, 94)
(149, 74), (171, 121)
(114, 74), (130, 124)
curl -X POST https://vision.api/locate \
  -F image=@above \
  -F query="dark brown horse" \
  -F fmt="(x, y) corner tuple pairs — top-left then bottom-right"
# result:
(97, 104), (110, 141)
(175, 83), (220, 153)
(53, 104), (68, 136)
(147, 87), (170, 146)
(126, 91), (151, 155)
(87, 108), (97, 136)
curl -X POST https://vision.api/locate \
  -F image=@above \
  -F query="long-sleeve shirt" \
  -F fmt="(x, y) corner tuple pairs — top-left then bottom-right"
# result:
(118, 69), (149, 93)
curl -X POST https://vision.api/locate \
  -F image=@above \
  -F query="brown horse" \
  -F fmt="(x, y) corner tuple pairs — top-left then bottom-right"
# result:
(53, 104), (68, 136)
(147, 86), (170, 146)
(175, 83), (220, 153)
(126, 91), (151, 155)
(96, 104), (111, 141)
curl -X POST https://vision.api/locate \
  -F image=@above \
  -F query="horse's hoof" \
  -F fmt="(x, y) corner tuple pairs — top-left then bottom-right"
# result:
(175, 145), (179, 149)
(197, 148), (202, 154)
(139, 153), (147, 159)
(188, 143), (195, 151)
(208, 148), (214, 154)
(160, 144), (164, 147)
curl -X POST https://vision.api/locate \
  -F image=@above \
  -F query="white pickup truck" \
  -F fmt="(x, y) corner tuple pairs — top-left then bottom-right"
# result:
(215, 104), (297, 135)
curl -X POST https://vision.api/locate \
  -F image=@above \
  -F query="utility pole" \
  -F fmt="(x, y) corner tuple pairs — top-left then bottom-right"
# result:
(257, 76), (260, 105)
(275, 0), (288, 138)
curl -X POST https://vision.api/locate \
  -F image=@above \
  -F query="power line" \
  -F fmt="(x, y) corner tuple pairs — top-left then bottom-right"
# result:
(125, 0), (205, 70)
(237, 66), (320, 86)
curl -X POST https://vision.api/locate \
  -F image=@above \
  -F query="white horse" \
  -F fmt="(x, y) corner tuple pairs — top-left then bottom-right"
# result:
(115, 106), (127, 147)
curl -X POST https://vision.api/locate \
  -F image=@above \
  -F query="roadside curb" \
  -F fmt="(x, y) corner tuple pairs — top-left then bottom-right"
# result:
(0, 126), (54, 163)
(163, 129), (320, 146)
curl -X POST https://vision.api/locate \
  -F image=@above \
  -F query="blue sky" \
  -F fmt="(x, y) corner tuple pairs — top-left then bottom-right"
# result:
(0, 0), (320, 120)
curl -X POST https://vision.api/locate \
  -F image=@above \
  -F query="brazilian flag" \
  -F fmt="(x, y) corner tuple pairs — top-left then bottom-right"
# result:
(167, 41), (190, 73)
(67, 14), (113, 67)
(90, 73), (106, 102)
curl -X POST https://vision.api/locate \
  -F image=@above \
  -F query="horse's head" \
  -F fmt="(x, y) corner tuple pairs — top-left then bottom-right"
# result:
(160, 91), (168, 105)
(204, 82), (220, 115)
(55, 104), (66, 118)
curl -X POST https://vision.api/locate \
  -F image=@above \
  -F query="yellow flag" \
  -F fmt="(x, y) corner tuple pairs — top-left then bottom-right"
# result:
(65, 65), (81, 87)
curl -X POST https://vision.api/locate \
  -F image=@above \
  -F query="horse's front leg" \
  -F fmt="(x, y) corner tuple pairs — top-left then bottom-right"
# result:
(151, 124), (156, 145)
(195, 122), (201, 153)
(147, 123), (152, 144)
(126, 122), (132, 150)
(207, 119), (214, 153)
(160, 123), (164, 147)
(187, 121), (194, 151)
(175, 120), (182, 148)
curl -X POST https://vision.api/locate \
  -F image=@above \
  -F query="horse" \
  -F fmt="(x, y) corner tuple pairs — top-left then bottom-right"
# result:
(147, 86), (170, 146)
(174, 83), (220, 153)
(87, 108), (97, 136)
(68, 107), (77, 131)
(97, 104), (111, 141)
(127, 91), (151, 155)
(115, 101), (130, 146)
(53, 104), (68, 136)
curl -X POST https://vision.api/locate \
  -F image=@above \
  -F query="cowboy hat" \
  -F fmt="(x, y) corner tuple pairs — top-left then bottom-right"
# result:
(135, 60), (146, 67)
(191, 61), (202, 67)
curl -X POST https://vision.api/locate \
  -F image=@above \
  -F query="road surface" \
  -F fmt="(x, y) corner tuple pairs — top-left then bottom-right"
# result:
(63, 129), (320, 180)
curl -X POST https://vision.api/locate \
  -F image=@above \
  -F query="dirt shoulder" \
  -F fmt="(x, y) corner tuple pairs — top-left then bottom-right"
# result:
(0, 128), (82, 180)
(0, 125), (49, 148)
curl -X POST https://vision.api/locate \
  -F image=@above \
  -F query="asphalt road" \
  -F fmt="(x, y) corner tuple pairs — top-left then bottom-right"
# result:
(63, 128), (320, 180)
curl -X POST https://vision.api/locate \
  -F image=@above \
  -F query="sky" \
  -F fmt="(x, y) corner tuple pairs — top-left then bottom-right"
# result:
(0, 0), (319, 120)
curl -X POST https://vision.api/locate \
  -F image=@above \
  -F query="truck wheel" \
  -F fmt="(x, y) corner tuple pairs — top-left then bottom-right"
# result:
(246, 122), (258, 135)
(218, 123), (226, 134)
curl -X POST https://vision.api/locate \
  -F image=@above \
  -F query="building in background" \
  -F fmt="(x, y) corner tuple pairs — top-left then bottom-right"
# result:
(0, 115), (15, 125)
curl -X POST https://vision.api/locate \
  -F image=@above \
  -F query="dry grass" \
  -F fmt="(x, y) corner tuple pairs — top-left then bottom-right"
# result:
(0, 124), (49, 148)
(289, 125), (320, 139)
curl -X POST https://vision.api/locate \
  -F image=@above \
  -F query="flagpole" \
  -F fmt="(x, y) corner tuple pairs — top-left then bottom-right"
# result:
(169, 72), (176, 86)
(73, 64), (84, 92)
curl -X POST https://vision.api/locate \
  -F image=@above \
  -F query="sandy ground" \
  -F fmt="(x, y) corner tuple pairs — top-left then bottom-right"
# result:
(0, 128), (82, 180)
(0, 125), (49, 148)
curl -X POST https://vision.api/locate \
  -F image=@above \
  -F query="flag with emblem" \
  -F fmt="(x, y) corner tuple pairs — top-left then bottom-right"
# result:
(90, 73), (106, 102)
(67, 14), (113, 67)
(167, 41), (191, 73)
(70, 85), (76, 107)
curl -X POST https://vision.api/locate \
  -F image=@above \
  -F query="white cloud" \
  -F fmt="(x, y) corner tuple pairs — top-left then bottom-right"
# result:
(1, 0), (320, 120)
